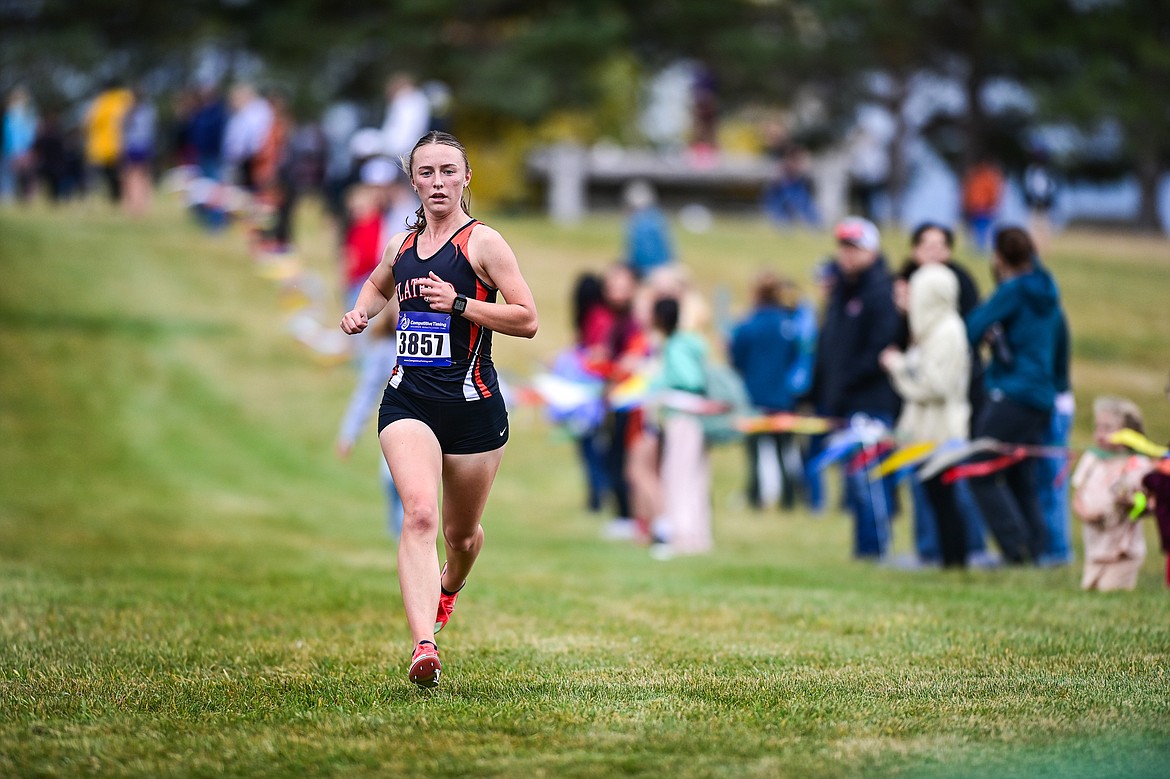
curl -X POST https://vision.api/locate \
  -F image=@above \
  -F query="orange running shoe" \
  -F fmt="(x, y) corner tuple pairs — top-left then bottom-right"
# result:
(408, 641), (441, 689)
(434, 564), (462, 634)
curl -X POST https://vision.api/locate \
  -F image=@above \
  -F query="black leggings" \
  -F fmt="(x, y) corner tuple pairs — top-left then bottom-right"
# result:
(966, 395), (1051, 563)
(923, 477), (968, 567)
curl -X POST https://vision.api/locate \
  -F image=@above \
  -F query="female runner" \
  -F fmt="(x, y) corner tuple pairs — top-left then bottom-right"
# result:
(341, 131), (538, 688)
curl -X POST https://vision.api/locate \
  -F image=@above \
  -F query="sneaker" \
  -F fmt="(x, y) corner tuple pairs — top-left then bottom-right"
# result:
(435, 587), (459, 634)
(967, 550), (1003, 569)
(408, 641), (441, 689)
(649, 542), (674, 561)
(602, 518), (637, 541)
(1036, 552), (1074, 568)
(434, 564), (461, 634)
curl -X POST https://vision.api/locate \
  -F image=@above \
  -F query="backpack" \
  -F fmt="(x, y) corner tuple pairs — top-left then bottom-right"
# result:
(698, 361), (752, 446)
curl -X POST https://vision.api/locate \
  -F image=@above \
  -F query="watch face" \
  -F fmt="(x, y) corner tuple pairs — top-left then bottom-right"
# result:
(453, 295), (467, 314)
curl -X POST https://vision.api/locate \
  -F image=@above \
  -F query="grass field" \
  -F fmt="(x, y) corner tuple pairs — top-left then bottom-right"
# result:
(2, 197), (1169, 778)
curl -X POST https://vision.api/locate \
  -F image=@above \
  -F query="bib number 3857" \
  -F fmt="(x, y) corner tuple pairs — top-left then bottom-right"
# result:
(396, 311), (452, 366)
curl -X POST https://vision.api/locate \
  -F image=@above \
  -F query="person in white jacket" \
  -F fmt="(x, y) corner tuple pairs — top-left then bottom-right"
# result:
(880, 264), (972, 567)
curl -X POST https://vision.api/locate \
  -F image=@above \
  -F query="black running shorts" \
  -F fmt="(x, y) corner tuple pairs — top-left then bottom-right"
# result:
(378, 384), (509, 455)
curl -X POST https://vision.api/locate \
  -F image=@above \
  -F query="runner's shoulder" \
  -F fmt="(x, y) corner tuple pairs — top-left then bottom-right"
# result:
(386, 230), (415, 264)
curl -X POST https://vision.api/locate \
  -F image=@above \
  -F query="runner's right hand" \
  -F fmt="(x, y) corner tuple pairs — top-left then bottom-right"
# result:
(340, 310), (369, 334)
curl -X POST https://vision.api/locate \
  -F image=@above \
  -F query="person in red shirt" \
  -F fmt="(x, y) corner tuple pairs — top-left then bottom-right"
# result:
(961, 157), (1004, 254)
(343, 184), (384, 310)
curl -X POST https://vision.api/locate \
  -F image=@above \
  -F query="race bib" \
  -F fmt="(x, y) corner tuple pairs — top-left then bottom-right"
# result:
(396, 311), (452, 366)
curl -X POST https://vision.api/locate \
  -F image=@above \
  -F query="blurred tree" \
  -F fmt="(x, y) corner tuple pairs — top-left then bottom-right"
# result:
(2, 0), (1162, 226)
(451, 2), (630, 125)
(784, 0), (1064, 220)
(0, 0), (216, 103)
(783, 0), (954, 222)
(1031, 0), (1170, 231)
(622, 0), (804, 104)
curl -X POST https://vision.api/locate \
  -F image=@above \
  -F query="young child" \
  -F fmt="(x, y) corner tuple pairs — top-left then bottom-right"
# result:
(1070, 397), (1152, 591)
(649, 296), (713, 557)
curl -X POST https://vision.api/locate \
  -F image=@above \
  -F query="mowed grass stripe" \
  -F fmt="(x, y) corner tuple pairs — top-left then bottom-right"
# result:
(1, 201), (1168, 778)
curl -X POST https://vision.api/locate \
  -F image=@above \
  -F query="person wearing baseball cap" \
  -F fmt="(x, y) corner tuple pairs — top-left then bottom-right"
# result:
(811, 216), (902, 559)
(833, 216), (881, 252)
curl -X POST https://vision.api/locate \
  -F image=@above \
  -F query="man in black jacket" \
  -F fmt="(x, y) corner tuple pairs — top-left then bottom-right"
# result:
(811, 217), (902, 558)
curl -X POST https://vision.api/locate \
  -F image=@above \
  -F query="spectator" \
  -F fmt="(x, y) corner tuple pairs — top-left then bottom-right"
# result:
(649, 296), (713, 557)
(33, 108), (68, 203)
(350, 157), (418, 289)
(341, 183), (385, 311)
(222, 83), (273, 193)
(1023, 149), (1059, 253)
(421, 80), (453, 134)
(371, 157), (421, 239)
(189, 85), (227, 180)
(320, 101), (361, 225)
(689, 63), (719, 164)
(730, 271), (816, 510)
(623, 264), (713, 544)
(84, 79), (133, 204)
(623, 179), (675, 279)
(562, 272), (611, 513)
(961, 156), (1004, 254)
(597, 263), (651, 539)
(1140, 375), (1170, 588)
(845, 126), (889, 224)
(1033, 247), (1074, 572)
(964, 226), (1067, 564)
(332, 127), (390, 240)
(1036, 385), (1076, 567)
(2, 86), (38, 203)
(121, 86), (157, 216)
(1071, 397), (1151, 591)
(60, 121), (86, 200)
(894, 222), (987, 431)
(761, 121), (819, 228)
(288, 120), (325, 198)
(381, 72), (431, 161)
(880, 265), (972, 568)
(801, 259), (840, 515)
(635, 263), (710, 335)
(811, 217), (902, 558)
(893, 224), (981, 347)
(255, 89), (294, 251)
(336, 313), (404, 541)
(892, 223), (993, 564)
(169, 88), (199, 168)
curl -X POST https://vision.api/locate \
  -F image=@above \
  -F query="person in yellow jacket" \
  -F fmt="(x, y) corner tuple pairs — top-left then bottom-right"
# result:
(84, 79), (133, 203)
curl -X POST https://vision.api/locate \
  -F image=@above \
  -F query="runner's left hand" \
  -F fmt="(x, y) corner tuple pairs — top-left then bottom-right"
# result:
(420, 271), (456, 312)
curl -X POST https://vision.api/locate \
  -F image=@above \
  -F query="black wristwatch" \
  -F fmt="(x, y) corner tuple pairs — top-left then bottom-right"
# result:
(451, 294), (468, 316)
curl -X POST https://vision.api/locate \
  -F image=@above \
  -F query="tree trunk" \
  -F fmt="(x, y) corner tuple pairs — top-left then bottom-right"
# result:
(1135, 143), (1163, 233)
(959, 0), (986, 172)
(885, 74), (911, 226)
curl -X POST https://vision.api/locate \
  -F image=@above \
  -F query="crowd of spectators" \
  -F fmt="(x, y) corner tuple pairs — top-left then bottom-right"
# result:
(551, 185), (1115, 575)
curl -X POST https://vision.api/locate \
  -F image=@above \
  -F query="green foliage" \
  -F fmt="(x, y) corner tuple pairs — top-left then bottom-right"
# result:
(1027, 0), (1170, 227)
(3, 0), (1167, 226)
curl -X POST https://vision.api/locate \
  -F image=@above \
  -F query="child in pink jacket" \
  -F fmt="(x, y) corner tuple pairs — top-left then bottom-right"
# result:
(1071, 397), (1151, 591)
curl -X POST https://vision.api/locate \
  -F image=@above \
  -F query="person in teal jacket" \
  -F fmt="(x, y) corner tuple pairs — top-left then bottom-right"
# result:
(964, 226), (1068, 563)
(650, 296), (714, 556)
